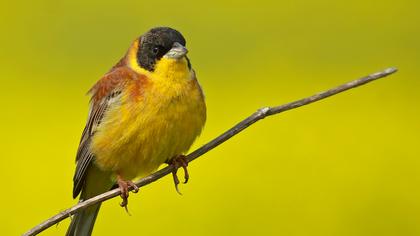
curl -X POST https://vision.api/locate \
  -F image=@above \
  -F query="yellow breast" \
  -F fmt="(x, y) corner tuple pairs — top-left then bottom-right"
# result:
(90, 57), (206, 179)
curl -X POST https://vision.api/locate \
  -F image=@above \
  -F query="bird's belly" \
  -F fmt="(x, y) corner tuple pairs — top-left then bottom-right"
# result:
(91, 83), (205, 180)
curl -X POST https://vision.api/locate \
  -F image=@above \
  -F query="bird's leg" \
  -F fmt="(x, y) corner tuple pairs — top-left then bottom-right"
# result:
(166, 155), (189, 194)
(116, 175), (139, 211)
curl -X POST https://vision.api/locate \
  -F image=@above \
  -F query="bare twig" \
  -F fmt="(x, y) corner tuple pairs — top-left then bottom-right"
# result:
(23, 67), (397, 236)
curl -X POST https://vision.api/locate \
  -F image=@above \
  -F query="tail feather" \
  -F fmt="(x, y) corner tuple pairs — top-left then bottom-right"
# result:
(67, 165), (113, 236)
(66, 202), (102, 236)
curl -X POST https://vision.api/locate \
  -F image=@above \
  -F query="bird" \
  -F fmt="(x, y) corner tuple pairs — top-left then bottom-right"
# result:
(66, 27), (206, 236)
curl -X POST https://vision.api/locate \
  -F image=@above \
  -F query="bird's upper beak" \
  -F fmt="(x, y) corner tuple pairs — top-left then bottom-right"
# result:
(164, 42), (188, 60)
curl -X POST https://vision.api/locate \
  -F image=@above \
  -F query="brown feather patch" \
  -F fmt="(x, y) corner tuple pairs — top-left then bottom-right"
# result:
(73, 65), (149, 198)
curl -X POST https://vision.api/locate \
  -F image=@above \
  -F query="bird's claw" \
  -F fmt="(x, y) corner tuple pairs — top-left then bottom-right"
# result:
(169, 155), (189, 195)
(117, 177), (139, 212)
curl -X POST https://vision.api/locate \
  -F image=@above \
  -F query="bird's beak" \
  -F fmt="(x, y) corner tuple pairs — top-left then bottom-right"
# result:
(164, 42), (188, 60)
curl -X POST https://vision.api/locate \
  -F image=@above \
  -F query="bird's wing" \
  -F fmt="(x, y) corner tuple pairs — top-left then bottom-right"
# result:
(72, 65), (138, 198)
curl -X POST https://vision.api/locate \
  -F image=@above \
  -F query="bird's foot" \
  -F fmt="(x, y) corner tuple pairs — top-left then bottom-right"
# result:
(117, 176), (139, 212)
(168, 155), (189, 195)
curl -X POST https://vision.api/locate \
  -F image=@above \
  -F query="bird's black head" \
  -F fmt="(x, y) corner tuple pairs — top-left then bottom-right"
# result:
(137, 27), (189, 72)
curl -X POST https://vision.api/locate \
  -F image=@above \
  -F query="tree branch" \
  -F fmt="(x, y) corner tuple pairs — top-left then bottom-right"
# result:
(23, 67), (398, 236)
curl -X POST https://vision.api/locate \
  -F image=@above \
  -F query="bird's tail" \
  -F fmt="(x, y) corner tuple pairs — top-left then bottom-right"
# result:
(66, 202), (102, 236)
(66, 165), (113, 236)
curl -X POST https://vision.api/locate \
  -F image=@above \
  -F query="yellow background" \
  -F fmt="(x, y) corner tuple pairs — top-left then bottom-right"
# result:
(1, 0), (419, 235)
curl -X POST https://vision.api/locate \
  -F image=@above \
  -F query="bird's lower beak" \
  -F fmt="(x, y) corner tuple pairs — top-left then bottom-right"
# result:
(164, 42), (188, 60)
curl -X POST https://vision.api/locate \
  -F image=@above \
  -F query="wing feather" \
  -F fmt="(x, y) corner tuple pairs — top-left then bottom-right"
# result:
(72, 65), (134, 198)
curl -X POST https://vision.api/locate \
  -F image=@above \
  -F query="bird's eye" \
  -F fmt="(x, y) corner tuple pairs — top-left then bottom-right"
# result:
(152, 46), (159, 55)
